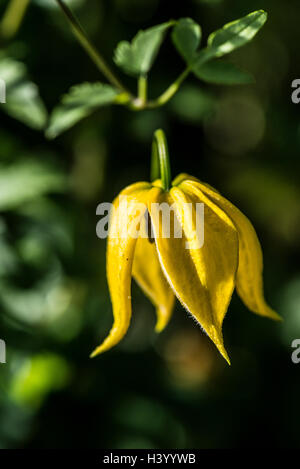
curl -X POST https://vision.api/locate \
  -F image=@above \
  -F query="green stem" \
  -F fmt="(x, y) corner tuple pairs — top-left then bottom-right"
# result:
(147, 68), (190, 108)
(54, 0), (128, 94)
(151, 129), (171, 191)
(130, 68), (190, 110)
(0, 0), (30, 40)
(138, 75), (147, 105)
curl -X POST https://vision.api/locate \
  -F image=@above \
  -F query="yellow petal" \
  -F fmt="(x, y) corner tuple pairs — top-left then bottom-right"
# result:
(176, 183), (239, 362)
(172, 173), (197, 186)
(186, 177), (282, 321)
(132, 213), (175, 332)
(148, 185), (238, 364)
(152, 179), (164, 189)
(90, 183), (151, 357)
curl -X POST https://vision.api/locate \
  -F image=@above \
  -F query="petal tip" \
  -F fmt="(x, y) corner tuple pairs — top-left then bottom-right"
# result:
(154, 307), (171, 333)
(268, 310), (283, 322)
(89, 347), (102, 358)
(223, 353), (231, 366)
(154, 322), (164, 333)
(255, 304), (283, 322)
(208, 326), (231, 365)
(155, 322), (167, 334)
(218, 345), (231, 365)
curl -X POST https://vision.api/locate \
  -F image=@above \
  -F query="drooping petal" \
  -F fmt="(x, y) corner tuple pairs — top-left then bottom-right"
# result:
(179, 180), (239, 324)
(148, 185), (238, 364)
(90, 183), (151, 357)
(175, 183), (239, 361)
(132, 213), (175, 332)
(186, 177), (282, 321)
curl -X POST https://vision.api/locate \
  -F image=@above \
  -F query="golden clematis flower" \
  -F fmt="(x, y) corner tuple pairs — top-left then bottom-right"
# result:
(91, 130), (281, 364)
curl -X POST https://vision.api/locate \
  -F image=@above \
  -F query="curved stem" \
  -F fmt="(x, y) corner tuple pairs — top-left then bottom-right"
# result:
(0, 0), (30, 40)
(151, 129), (171, 191)
(130, 68), (191, 111)
(147, 68), (190, 108)
(55, 0), (129, 94)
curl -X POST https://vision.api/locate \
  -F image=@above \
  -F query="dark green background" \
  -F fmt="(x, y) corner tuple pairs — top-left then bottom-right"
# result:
(0, 0), (299, 449)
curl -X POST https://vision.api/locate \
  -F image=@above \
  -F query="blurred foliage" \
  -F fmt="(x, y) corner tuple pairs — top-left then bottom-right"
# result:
(0, 56), (47, 128)
(0, 0), (299, 450)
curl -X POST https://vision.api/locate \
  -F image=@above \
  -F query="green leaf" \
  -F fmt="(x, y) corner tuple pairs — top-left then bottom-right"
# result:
(0, 57), (48, 130)
(194, 60), (255, 85)
(206, 10), (267, 58)
(0, 160), (65, 211)
(46, 83), (121, 139)
(172, 18), (201, 63)
(114, 21), (174, 76)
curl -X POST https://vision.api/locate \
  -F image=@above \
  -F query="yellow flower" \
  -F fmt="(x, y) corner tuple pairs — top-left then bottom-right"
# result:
(91, 131), (281, 364)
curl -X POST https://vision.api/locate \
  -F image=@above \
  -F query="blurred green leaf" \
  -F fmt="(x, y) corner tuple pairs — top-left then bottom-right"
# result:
(206, 10), (267, 58)
(10, 354), (71, 408)
(170, 84), (216, 123)
(17, 198), (73, 255)
(114, 22), (173, 76)
(0, 273), (70, 327)
(33, 0), (84, 8)
(0, 57), (48, 130)
(171, 18), (201, 63)
(46, 83), (120, 139)
(194, 60), (254, 85)
(0, 161), (65, 210)
(280, 277), (300, 341)
(226, 167), (300, 242)
(0, 235), (18, 276)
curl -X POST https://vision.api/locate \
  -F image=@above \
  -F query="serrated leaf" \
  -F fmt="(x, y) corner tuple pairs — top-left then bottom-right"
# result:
(194, 60), (255, 85)
(114, 21), (173, 76)
(172, 18), (201, 63)
(207, 10), (267, 58)
(0, 57), (48, 130)
(0, 160), (65, 211)
(46, 83), (120, 139)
